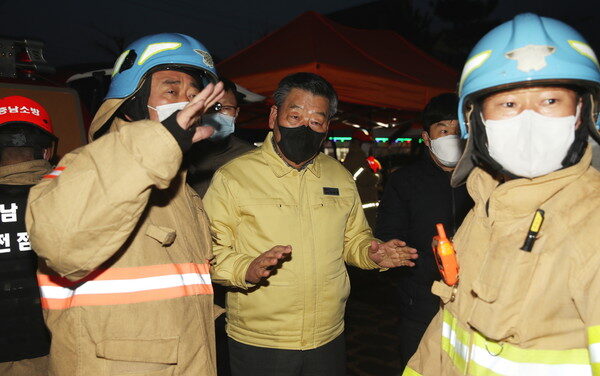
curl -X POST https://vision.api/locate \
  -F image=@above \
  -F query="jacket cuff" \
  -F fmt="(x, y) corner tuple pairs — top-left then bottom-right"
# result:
(232, 254), (256, 289)
(161, 111), (193, 152)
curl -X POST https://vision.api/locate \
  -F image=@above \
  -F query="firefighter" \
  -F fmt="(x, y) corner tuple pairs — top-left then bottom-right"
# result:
(342, 128), (381, 227)
(405, 13), (600, 375)
(0, 96), (55, 376)
(26, 33), (223, 376)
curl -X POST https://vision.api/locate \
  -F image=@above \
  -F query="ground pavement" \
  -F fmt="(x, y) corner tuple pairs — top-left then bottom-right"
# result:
(345, 267), (404, 376)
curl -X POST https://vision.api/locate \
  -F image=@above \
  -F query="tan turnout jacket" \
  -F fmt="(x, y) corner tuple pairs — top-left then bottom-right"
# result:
(26, 99), (217, 376)
(405, 147), (600, 376)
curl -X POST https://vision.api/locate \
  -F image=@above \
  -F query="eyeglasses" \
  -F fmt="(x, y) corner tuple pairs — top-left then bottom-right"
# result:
(212, 102), (238, 116)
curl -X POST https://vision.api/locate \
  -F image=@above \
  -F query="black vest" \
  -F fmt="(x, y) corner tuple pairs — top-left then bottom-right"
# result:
(0, 184), (50, 362)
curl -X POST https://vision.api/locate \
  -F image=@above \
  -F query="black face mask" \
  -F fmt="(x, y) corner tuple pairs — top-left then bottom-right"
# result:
(276, 125), (326, 165)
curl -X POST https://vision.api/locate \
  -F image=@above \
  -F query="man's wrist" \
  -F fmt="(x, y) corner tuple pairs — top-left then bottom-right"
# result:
(161, 111), (194, 152)
(233, 254), (256, 289)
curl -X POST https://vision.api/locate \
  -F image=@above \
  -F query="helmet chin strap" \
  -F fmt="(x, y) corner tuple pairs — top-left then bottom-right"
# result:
(468, 102), (514, 179)
(587, 94), (600, 145)
(561, 95), (590, 167)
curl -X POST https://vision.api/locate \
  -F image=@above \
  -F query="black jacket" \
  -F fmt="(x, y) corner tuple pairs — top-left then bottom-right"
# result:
(375, 152), (473, 322)
(186, 135), (254, 197)
(0, 183), (50, 362)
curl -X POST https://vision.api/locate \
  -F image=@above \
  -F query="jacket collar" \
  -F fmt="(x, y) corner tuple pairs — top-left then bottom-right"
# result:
(467, 145), (593, 220)
(0, 159), (52, 185)
(261, 132), (321, 178)
(89, 98), (128, 142)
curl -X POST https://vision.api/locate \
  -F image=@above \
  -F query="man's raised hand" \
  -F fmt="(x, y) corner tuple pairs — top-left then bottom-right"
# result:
(176, 81), (225, 142)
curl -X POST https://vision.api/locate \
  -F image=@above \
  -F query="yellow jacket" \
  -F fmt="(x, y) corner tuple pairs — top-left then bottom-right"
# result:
(204, 132), (379, 350)
(405, 146), (600, 376)
(26, 99), (217, 376)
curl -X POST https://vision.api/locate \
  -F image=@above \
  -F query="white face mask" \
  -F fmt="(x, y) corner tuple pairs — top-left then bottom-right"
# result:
(429, 135), (463, 167)
(483, 109), (578, 178)
(147, 101), (189, 122)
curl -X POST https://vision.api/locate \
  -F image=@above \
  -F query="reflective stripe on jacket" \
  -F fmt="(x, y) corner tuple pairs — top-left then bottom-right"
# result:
(588, 326), (600, 374)
(438, 309), (591, 375)
(406, 310), (593, 375)
(406, 146), (600, 376)
(38, 263), (212, 309)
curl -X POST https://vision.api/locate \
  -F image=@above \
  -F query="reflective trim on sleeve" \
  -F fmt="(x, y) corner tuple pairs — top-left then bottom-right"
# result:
(441, 309), (592, 375)
(353, 167), (364, 180)
(362, 202), (379, 209)
(42, 166), (65, 179)
(38, 263), (212, 309)
(402, 366), (423, 376)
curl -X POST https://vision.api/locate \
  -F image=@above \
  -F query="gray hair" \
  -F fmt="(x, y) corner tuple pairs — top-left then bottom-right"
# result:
(273, 72), (338, 119)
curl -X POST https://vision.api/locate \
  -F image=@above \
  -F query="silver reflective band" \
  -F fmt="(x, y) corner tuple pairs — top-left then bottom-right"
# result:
(353, 167), (364, 180)
(362, 202), (379, 209)
(442, 309), (593, 376)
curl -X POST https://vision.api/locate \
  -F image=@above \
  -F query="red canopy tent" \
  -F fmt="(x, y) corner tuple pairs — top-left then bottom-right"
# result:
(218, 11), (458, 114)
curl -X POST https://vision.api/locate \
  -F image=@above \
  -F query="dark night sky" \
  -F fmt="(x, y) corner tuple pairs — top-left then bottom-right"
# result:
(0, 0), (374, 68)
(0, 0), (597, 70)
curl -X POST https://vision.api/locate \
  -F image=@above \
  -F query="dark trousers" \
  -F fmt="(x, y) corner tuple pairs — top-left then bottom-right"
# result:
(228, 334), (346, 376)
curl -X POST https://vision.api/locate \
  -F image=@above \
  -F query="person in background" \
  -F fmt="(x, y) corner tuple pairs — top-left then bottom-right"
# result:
(342, 128), (381, 227)
(405, 13), (600, 375)
(187, 77), (254, 376)
(376, 93), (473, 370)
(0, 96), (55, 376)
(204, 72), (418, 376)
(26, 33), (223, 376)
(187, 76), (254, 197)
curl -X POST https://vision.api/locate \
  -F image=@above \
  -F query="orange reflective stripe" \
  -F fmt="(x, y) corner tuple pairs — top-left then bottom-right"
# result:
(42, 166), (66, 179)
(40, 284), (213, 310)
(37, 262), (211, 286)
(37, 263), (213, 310)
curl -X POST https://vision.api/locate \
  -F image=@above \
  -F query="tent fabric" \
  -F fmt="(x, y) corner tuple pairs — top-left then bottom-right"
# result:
(218, 11), (458, 112)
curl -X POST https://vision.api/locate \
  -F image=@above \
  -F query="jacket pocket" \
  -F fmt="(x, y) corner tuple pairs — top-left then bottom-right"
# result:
(317, 266), (350, 330)
(467, 247), (540, 341)
(145, 224), (177, 246)
(235, 282), (301, 336)
(236, 197), (298, 249)
(311, 196), (353, 267)
(97, 337), (179, 376)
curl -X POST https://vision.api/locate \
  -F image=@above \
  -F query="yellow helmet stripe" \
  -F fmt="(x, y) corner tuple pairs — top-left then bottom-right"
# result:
(138, 42), (182, 66)
(459, 50), (492, 95)
(568, 40), (599, 68)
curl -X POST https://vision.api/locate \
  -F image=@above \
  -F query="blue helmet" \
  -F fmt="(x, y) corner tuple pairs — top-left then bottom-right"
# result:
(106, 33), (218, 99)
(452, 13), (600, 185)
